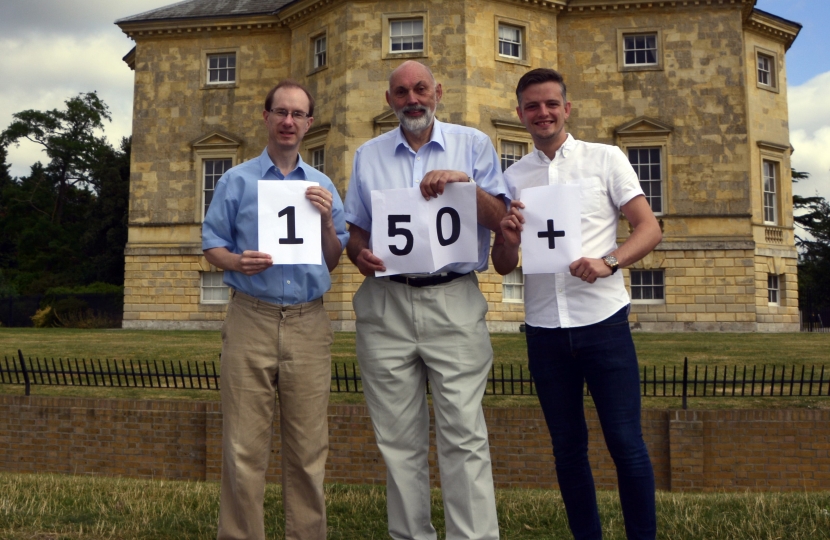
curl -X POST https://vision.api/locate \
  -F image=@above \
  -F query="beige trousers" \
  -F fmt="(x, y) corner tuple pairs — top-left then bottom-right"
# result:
(354, 273), (499, 540)
(217, 290), (332, 540)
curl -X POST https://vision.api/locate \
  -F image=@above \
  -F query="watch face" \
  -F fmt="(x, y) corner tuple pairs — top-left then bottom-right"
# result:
(605, 256), (618, 266)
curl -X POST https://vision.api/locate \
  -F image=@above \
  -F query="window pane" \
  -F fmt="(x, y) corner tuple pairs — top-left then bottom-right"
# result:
(502, 267), (524, 301)
(630, 270), (664, 303)
(204, 159), (232, 218)
(207, 53), (236, 84)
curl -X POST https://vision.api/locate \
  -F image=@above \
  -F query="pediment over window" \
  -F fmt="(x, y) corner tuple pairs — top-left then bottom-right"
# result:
(373, 109), (400, 136)
(374, 109), (400, 127)
(614, 117), (673, 137)
(491, 118), (526, 131)
(190, 131), (242, 152)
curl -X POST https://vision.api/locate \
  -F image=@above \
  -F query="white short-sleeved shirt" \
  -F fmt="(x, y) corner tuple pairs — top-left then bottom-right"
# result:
(504, 134), (645, 328)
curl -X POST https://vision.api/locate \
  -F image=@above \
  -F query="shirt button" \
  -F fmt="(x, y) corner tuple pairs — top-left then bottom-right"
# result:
(287, 280), (291, 284)
(558, 289), (562, 293)
(416, 157), (421, 161)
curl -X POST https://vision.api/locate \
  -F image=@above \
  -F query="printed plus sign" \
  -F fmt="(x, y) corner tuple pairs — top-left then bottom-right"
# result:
(538, 219), (565, 249)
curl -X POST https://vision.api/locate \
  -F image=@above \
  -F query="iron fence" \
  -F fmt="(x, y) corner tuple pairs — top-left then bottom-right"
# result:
(3, 351), (829, 408)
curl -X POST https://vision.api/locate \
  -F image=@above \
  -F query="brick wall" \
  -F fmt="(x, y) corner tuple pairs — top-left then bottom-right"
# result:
(2, 395), (827, 491)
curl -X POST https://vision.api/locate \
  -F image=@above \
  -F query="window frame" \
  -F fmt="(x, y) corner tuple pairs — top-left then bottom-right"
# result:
(617, 28), (663, 72)
(492, 119), (533, 175)
(191, 132), (241, 223)
(201, 158), (233, 220)
(309, 32), (328, 75)
(201, 49), (239, 89)
(310, 147), (325, 174)
(302, 124), (331, 177)
(502, 266), (524, 303)
(629, 269), (665, 305)
(627, 146), (664, 216)
(499, 139), (528, 172)
(494, 17), (530, 66)
(755, 46), (780, 93)
(767, 273), (780, 305)
(382, 12), (428, 59)
(762, 158), (779, 225)
(200, 271), (230, 304)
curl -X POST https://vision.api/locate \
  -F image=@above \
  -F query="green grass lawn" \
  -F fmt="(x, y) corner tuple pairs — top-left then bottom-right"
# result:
(0, 473), (828, 539)
(2, 328), (829, 408)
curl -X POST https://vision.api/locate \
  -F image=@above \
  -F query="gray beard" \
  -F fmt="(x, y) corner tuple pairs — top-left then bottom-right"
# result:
(395, 105), (435, 133)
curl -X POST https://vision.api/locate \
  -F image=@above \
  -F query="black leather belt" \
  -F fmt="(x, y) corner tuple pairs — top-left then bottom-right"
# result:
(388, 272), (469, 287)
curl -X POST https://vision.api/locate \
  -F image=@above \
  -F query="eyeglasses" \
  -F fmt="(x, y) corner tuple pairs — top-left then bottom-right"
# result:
(269, 108), (310, 121)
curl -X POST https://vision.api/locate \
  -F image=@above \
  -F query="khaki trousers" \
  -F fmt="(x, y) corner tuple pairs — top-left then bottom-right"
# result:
(217, 291), (332, 540)
(354, 273), (499, 540)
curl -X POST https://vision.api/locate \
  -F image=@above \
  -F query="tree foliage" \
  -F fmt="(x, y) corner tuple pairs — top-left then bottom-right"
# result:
(792, 169), (830, 313)
(0, 92), (112, 224)
(0, 94), (129, 296)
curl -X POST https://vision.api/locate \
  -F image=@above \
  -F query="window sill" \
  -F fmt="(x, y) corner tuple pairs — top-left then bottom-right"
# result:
(308, 65), (328, 77)
(496, 55), (530, 67)
(620, 64), (663, 73)
(201, 82), (238, 90)
(383, 50), (427, 60)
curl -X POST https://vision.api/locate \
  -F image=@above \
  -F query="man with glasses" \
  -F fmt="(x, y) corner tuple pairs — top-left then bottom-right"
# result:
(344, 60), (506, 540)
(203, 80), (348, 540)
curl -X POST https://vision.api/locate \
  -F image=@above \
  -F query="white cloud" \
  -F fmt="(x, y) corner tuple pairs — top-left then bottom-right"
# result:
(1, 33), (135, 177)
(0, 0), (171, 178)
(788, 71), (830, 201)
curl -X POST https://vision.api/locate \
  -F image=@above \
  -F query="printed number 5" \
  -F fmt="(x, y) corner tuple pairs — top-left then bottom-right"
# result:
(388, 215), (413, 256)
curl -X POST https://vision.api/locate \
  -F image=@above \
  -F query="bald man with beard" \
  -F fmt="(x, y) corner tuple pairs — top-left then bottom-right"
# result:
(344, 61), (507, 540)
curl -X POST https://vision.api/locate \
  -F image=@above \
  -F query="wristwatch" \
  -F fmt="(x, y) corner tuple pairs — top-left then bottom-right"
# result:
(602, 255), (619, 275)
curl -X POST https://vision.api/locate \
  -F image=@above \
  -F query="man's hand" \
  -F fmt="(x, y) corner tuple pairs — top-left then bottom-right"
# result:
(306, 185), (334, 227)
(236, 251), (273, 275)
(499, 201), (525, 247)
(346, 225), (386, 277)
(569, 257), (611, 284)
(353, 248), (386, 277)
(419, 170), (470, 200)
(204, 247), (272, 276)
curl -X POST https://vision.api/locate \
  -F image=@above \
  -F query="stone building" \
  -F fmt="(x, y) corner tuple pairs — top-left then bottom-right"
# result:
(116, 0), (801, 332)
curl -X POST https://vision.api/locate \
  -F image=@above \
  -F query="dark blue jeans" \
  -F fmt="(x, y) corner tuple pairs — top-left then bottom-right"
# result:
(526, 306), (656, 540)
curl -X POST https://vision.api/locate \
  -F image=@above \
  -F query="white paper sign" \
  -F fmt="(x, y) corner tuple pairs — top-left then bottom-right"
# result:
(371, 182), (478, 276)
(258, 180), (322, 265)
(520, 184), (582, 274)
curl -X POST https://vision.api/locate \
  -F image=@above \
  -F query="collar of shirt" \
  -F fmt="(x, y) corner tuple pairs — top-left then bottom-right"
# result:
(257, 148), (309, 180)
(533, 132), (576, 164)
(393, 118), (447, 155)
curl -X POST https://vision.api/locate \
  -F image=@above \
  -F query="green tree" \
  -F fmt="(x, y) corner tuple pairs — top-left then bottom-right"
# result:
(0, 92), (112, 225)
(792, 169), (830, 314)
(0, 94), (129, 295)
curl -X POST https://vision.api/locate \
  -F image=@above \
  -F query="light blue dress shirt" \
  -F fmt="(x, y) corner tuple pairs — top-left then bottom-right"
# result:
(344, 119), (507, 274)
(202, 148), (349, 305)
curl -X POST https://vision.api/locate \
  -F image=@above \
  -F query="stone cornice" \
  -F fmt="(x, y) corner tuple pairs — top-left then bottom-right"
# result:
(560, 0), (752, 15)
(744, 9), (801, 51)
(491, 118), (526, 130)
(275, 0), (341, 27)
(117, 14), (281, 40)
(756, 140), (790, 154)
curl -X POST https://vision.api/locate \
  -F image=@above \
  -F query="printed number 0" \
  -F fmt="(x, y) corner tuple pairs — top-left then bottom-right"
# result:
(388, 215), (414, 256)
(436, 207), (460, 246)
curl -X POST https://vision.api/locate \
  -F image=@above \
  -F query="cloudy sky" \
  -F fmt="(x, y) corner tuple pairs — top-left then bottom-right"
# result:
(1, 0), (828, 200)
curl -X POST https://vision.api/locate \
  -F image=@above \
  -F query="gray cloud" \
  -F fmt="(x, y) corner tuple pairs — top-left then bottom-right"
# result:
(0, 0), (172, 177)
(0, 0), (172, 39)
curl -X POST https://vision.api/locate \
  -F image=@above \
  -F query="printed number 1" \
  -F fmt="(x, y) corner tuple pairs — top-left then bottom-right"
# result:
(278, 206), (304, 244)
(388, 215), (413, 256)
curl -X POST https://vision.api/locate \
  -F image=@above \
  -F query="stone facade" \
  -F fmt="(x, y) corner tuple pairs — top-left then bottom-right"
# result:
(116, 0), (801, 332)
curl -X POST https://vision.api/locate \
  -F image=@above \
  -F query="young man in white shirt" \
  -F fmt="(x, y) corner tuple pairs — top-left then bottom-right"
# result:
(492, 68), (662, 540)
